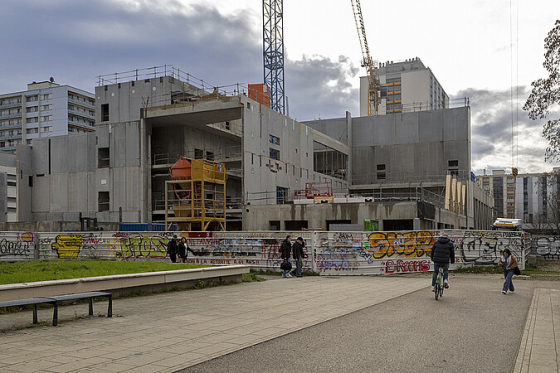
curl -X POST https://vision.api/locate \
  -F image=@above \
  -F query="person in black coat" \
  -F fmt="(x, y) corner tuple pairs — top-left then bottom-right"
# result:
(178, 237), (187, 263)
(292, 237), (305, 278)
(430, 233), (455, 292)
(280, 235), (292, 278)
(167, 235), (178, 263)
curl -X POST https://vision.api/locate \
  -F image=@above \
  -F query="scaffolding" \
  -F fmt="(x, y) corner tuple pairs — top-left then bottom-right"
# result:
(165, 157), (226, 231)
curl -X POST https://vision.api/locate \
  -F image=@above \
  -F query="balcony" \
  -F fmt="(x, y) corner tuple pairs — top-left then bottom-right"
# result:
(69, 109), (95, 120)
(68, 120), (95, 131)
(0, 113), (22, 120)
(0, 102), (22, 109)
(68, 98), (95, 109)
(0, 134), (22, 141)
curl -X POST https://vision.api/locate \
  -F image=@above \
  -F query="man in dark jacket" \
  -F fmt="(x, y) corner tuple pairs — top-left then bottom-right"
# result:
(167, 235), (178, 263)
(430, 233), (455, 292)
(292, 237), (305, 278)
(280, 235), (292, 278)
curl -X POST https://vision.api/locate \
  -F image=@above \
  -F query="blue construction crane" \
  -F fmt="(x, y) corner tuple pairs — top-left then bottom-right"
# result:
(263, 0), (285, 114)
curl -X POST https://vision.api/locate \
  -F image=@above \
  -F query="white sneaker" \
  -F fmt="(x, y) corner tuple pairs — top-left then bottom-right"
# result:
(509, 290), (515, 294)
(431, 286), (435, 292)
(286, 273), (292, 278)
(444, 280), (449, 289)
(502, 290), (507, 294)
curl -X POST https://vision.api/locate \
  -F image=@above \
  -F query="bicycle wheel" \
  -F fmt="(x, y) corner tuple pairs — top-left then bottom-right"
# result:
(435, 274), (441, 300)
(439, 284), (444, 298)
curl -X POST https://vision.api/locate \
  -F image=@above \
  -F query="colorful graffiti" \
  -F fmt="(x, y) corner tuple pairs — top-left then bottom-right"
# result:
(51, 235), (83, 259)
(0, 230), (531, 275)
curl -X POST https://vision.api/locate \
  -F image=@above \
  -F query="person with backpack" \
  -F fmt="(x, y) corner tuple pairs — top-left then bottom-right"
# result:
(430, 232), (455, 292)
(292, 237), (305, 278)
(279, 235), (292, 278)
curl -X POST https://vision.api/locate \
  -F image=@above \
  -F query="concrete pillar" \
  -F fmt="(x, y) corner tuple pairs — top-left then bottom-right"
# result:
(346, 111), (352, 187)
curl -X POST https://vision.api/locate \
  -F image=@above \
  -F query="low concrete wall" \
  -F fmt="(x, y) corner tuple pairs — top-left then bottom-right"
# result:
(0, 265), (249, 302)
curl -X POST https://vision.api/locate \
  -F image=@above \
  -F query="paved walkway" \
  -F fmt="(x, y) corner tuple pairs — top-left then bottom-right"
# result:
(0, 275), (558, 372)
(514, 288), (560, 373)
(0, 276), (427, 372)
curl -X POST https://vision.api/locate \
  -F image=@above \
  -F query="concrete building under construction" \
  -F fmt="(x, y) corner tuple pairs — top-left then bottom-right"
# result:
(13, 66), (492, 231)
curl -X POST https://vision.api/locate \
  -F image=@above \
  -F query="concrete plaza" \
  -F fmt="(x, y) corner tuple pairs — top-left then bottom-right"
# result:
(0, 274), (558, 372)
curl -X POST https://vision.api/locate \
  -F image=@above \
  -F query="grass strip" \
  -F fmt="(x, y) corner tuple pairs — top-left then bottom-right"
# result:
(0, 260), (209, 285)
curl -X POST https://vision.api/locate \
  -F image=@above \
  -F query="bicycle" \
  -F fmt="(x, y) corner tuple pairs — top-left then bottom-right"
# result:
(434, 266), (445, 300)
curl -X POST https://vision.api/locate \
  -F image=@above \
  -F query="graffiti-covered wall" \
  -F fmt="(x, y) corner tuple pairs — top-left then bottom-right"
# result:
(314, 230), (527, 275)
(532, 236), (560, 260)
(2, 230), (529, 275)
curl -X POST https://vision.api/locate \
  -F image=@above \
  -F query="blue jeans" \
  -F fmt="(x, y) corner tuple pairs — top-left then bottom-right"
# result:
(432, 263), (449, 286)
(282, 258), (292, 277)
(503, 269), (515, 292)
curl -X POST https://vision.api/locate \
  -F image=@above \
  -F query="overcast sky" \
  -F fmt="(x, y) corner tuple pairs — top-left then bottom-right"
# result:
(1, 0), (559, 174)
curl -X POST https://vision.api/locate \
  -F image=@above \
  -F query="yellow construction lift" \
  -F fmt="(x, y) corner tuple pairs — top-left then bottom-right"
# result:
(165, 157), (226, 231)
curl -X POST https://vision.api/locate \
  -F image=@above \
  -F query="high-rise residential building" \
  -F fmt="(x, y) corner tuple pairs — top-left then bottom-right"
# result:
(515, 168), (560, 226)
(0, 81), (95, 150)
(359, 57), (449, 116)
(476, 170), (516, 219)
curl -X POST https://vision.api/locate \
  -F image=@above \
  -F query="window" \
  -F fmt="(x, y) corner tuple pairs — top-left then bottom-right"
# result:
(40, 104), (52, 111)
(26, 128), (38, 134)
(26, 95), (38, 102)
(26, 106), (38, 113)
(98, 147), (110, 168)
(26, 117), (38, 123)
(225, 121), (230, 130)
(40, 115), (52, 122)
(40, 94), (52, 100)
(377, 164), (386, 171)
(98, 192), (110, 212)
(194, 148), (204, 159)
(448, 160), (459, 167)
(206, 151), (214, 161)
(269, 134), (280, 145)
(101, 104), (109, 121)
(377, 173), (386, 180)
(270, 148), (280, 160)
(40, 126), (52, 132)
(276, 187), (289, 204)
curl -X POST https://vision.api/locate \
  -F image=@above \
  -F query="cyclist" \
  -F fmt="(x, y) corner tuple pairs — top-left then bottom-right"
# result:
(430, 233), (455, 292)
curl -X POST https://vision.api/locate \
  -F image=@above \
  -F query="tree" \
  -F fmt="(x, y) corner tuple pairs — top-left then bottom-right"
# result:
(524, 20), (560, 161)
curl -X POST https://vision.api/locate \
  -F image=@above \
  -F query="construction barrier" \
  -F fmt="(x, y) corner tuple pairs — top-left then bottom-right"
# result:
(0, 230), (533, 275)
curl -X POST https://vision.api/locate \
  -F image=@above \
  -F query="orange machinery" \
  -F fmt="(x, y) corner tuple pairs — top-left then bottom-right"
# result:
(165, 157), (226, 231)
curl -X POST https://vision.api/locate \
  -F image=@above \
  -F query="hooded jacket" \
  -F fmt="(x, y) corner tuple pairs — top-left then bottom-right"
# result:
(430, 236), (455, 265)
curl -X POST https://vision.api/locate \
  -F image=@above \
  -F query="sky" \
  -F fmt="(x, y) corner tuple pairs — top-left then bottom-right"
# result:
(1, 0), (559, 174)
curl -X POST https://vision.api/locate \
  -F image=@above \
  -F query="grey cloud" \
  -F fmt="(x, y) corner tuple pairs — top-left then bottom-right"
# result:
(287, 55), (360, 121)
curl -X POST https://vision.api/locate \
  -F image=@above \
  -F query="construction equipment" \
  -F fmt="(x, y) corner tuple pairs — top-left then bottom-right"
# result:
(350, 0), (379, 116)
(165, 157), (226, 231)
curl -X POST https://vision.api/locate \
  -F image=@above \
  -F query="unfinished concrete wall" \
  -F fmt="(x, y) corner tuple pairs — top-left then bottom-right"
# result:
(242, 97), (347, 207)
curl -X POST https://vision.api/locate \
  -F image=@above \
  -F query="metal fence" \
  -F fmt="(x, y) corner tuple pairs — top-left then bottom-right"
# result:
(1, 230), (531, 275)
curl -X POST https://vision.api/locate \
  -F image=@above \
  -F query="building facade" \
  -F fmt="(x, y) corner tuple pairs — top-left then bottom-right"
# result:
(11, 66), (492, 231)
(360, 57), (449, 116)
(476, 170), (516, 219)
(0, 81), (95, 151)
(514, 168), (560, 229)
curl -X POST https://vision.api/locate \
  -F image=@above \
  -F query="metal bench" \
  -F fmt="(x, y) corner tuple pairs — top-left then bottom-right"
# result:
(0, 297), (58, 325)
(49, 291), (112, 326)
(0, 291), (112, 327)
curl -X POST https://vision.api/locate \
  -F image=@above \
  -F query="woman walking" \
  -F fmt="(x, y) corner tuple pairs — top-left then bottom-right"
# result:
(178, 237), (188, 263)
(498, 249), (518, 294)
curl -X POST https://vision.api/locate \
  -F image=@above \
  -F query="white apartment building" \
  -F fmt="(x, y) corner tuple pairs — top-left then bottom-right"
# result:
(360, 57), (449, 116)
(0, 81), (95, 150)
(0, 152), (17, 222)
(515, 168), (560, 225)
(476, 170), (516, 219)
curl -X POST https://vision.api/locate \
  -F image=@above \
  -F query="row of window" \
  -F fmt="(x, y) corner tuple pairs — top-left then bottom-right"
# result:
(26, 116), (52, 123)
(0, 97), (22, 105)
(27, 94), (52, 102)
(0, 118), (21, 127)
(25, 126), (52, 134)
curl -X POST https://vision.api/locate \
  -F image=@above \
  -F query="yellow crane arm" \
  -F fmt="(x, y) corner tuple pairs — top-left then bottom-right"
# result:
(350, 0), (379, 116)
